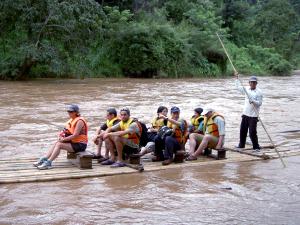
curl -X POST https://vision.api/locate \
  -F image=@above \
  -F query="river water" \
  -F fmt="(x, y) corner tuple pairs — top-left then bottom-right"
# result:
(0, 72), (299, 224)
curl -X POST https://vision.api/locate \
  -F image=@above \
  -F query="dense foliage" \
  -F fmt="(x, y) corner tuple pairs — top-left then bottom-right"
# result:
(0, 0), (299, 80)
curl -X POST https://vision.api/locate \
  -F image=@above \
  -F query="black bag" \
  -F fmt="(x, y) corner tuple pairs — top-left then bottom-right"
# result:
(157, 126), (173, 139)
(132, 118), (149, 147)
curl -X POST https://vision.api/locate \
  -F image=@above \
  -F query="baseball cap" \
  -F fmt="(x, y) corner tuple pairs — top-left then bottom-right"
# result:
(170, 106), (180, 113)
(249, 76), (258, 82)
(67, 104), (79, 112)
(201, 108), (214, 115)
(107, 108), (117, 116)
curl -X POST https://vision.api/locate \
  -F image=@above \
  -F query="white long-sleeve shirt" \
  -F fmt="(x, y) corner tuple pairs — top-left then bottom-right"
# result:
(235, 79), (263, 117)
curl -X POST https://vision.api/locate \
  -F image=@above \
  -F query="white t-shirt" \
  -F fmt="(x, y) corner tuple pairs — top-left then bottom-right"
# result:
(235, 79), (263, 117)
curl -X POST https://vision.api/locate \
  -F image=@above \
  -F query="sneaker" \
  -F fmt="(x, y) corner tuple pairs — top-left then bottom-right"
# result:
(235, 145), (245, 150)
(33, 157), (47, 167)
(253, 148), (261, 152)
(37, 160), (52, 170)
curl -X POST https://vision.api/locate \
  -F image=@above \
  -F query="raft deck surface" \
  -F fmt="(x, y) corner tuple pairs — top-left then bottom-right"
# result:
(0, 146), (298, 184)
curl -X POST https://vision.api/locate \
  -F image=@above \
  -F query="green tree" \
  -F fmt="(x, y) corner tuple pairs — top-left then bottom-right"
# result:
(0, 0), (104, 80)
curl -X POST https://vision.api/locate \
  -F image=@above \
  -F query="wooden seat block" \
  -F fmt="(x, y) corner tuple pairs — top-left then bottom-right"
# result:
(67, 152), (76, 159)
(129, 154), (141, 165)
(67, 151), (93, 169)
(208, 148), (227, 160)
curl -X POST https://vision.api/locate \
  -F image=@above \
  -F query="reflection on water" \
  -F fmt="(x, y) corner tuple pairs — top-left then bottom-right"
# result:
(0, 73), (300, 224)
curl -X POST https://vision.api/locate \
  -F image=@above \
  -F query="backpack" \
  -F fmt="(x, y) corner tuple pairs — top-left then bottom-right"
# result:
(132, 118), (149, 147)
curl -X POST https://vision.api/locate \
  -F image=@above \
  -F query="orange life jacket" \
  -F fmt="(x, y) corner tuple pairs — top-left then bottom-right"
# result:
(119, 118), (141, 145)
(167, 118), (188, 144)
(65, 116), (88, 144)
(203, 113), (224, 137)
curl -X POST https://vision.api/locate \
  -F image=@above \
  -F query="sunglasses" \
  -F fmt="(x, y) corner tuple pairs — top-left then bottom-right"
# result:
(67, 111), (75, 113)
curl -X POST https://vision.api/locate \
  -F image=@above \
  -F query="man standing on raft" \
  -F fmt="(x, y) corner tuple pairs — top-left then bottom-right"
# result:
(235, 73), (263, 152)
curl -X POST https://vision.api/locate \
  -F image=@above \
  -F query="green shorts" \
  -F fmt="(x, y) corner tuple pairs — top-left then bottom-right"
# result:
(194, 134), (219, 149)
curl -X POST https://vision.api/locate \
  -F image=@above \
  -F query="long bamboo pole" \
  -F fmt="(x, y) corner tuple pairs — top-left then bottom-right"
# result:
(216, 32), (286, 168)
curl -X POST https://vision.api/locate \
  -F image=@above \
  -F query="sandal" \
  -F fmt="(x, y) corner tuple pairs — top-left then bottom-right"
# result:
(97, 157), (108, 163)
(186, 155), (197, 161)
(91, 153), (102, 159)
(110, 161), (126, 168)
(101, 159), (115, 165)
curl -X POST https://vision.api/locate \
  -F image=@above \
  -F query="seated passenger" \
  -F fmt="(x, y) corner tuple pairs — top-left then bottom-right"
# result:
(92, 108), (120, 162)
(139, 106), (168, 156)
(153, 106), (188, 165)
(187, 107), (204, 136)
(186, 108), (225, 161)
(101, 107), (141, 168)
(33, 104), (88, 169)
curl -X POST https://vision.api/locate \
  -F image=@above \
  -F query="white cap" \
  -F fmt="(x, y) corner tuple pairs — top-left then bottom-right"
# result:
(201, 108), (214, 115)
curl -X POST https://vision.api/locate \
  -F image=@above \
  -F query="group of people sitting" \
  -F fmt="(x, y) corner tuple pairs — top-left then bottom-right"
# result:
(33, 104), (225, 170)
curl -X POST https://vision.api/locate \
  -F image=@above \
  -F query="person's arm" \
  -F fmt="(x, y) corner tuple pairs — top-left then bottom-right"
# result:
(108, 122), (137, 137)
(102, 123), (119, 139)
(60, 120), (85, 142)
(214, 117), (225, 149)
(215, 135), (225, 149)
(235, 79), (245, 94)
(250, 90), (263, 107)
(159, 114), (181, 126)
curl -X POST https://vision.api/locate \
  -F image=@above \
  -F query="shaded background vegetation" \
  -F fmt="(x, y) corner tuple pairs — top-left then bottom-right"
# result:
(0, 0), (299, 80)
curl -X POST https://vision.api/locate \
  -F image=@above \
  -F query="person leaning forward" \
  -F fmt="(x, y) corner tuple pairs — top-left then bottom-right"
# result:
(92, 108), (120, 162)
(33, 104), (88, 169)
(186, 108), (225, 161)
(153, 106), (188, 166)
(235, 73), (263, 151)
(101, 107), (141, 168)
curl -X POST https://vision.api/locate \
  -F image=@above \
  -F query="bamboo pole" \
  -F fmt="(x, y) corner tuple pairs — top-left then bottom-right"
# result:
(216, 32), (286, 168)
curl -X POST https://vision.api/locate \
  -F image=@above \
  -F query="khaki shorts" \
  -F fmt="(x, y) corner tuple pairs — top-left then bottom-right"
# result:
(194, 134), (219, 149)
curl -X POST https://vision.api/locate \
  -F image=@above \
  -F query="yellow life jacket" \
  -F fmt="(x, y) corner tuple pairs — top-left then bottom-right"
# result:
(151, 117), (166, 130)
(203, 112), (224, 137)
(190, 115), (204, 130)
(65, 116), (88, 144)
(167, 118), (188, 144)
(119, 118), (140, 144)
(106, 117), (120, 128)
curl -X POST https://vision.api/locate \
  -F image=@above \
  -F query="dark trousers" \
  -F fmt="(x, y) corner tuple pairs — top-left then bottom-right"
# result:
(164, 136), (181, 160)
(154, 135), (165, 160)
(239, 115), (260, 149)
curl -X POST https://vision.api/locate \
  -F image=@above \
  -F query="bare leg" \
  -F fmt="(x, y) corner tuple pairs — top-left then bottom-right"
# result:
(105, 137), (116, 161)
(111, 136), (125, 162)
(189, 133), (199, 155)
(193, 135), (214, 157)
(48, 142), (74, 161)
(103, 145), (109, 158)
(96, 139), (103, 156)
(44, 142), (59, 159)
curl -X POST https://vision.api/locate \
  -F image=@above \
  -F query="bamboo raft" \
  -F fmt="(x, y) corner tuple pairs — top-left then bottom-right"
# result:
(0, 145), (298, 184)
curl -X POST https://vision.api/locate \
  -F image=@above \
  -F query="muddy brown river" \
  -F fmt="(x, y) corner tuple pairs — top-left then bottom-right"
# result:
(0, 72), (299, 224)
